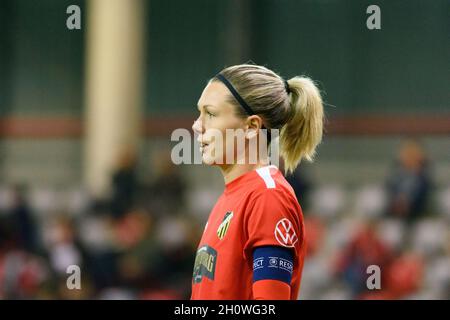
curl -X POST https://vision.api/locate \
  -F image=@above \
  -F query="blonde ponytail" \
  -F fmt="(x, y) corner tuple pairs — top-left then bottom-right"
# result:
(280, 76), (324, 174)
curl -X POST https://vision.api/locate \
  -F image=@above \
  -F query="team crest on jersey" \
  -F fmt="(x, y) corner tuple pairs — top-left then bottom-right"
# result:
(192, 245), (217, 283)
(217, 211), (234, 240)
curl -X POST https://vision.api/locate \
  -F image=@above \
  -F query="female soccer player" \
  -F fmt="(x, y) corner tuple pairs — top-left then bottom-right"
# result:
(190, 64), (323, 300)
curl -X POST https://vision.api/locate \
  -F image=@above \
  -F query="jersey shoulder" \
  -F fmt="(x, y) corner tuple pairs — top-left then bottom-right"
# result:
(249, 165), (297, 200)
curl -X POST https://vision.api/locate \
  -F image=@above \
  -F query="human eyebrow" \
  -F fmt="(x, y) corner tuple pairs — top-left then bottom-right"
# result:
(197, 104), (217, 112)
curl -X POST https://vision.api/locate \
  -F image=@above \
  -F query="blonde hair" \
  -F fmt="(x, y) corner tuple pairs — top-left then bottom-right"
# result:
(212, 64), (324, 174)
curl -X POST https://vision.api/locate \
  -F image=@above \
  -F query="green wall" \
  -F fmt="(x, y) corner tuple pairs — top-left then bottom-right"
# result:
(0, 0), (85, 116)
(1, 0), (448, 117)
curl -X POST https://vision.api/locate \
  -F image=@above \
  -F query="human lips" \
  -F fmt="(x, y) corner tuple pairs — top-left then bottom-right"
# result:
(198, 139), (210, 153)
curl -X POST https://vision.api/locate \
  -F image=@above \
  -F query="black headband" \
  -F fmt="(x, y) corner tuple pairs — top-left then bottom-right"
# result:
(284, 79), (291, 94)
(216, 74), (291, 116)
(216, 73), (274, 143)
(215, 74), (256, 116)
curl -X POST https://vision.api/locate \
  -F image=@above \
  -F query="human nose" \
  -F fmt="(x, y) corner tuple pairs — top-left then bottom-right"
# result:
(192, 116), (204, 135)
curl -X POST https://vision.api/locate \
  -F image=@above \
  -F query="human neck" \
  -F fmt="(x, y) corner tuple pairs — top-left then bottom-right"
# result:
(220, 160), (269, 185)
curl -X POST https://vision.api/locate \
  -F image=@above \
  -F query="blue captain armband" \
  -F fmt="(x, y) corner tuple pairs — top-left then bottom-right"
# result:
(252, 246), (294, 284)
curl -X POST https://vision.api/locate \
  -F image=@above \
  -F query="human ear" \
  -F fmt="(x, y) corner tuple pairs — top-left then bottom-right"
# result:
(245, 115), (263, 139)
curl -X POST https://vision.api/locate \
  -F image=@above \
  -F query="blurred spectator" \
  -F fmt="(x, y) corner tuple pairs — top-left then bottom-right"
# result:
(285, 166), (313, 211)
(110, 148), (138, 218)
(304, 216), (325, 257)
(114, 209), (160, 290)
(10, 185), (39, 254)
(113, 210), (194, 299)
(383, 251), (424, 299)
(43, 216), (82, 277)
(333, 221), (393, 297)
(0, 250), (50, 299)
(385, 139), (432, 222)
(145, 150), (186, 217)
(155, 215), (197, 298)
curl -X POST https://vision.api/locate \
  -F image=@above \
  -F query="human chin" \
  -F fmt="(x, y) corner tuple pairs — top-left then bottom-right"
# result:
(202, 144), (227, 166)
(201, 144), (217, 165)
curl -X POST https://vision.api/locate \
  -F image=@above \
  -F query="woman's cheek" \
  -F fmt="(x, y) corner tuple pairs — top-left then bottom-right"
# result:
(206, 133), (228, 165)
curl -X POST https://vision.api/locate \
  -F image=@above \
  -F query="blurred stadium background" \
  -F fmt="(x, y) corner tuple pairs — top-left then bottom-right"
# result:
(0, 0), (449, 299)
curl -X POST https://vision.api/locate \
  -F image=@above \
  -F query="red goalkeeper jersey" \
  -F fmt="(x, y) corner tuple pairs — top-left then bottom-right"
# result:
(190, 165), (306, 300)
